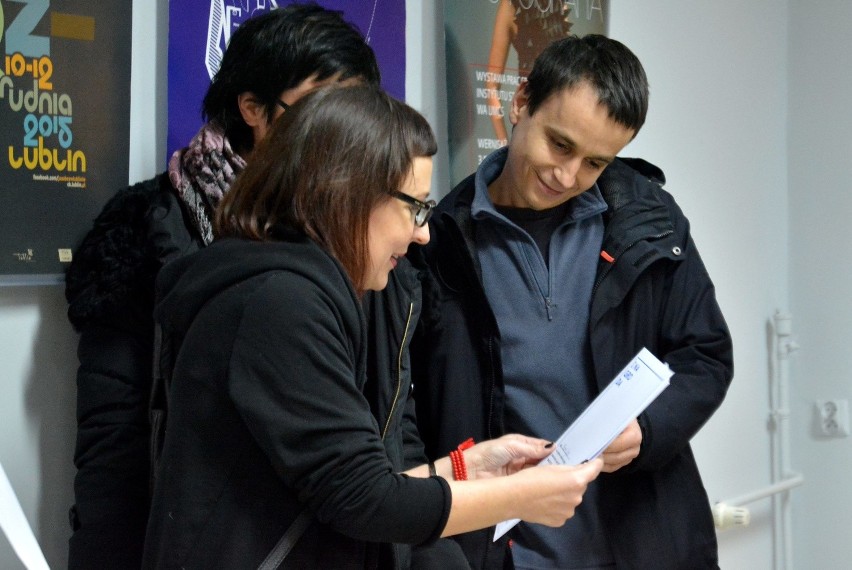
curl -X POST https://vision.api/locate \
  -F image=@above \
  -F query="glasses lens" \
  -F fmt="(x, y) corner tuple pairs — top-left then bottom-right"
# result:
(391, 190), (434, 227)
(414, 201), (436, 227)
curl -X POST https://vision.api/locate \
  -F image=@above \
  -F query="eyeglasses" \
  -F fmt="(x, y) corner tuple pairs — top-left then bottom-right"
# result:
(389, 190), (436, 227)
(277, 99), (290, 112)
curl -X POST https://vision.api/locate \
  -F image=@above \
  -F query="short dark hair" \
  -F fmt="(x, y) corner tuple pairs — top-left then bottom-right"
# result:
(215, 85), (437, 292)
(203, 3), (381, 153)
(525, 34), (649, 135)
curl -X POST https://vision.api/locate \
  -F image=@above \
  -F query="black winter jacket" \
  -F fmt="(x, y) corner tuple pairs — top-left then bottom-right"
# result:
(64, 174), (462, 568)
(64, 174), (202, 569)
(410, 157), (734, 570)
(143, 235), (451, 569)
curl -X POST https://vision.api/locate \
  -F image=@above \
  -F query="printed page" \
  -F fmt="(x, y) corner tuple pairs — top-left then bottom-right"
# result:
(494, 347), (673, 541)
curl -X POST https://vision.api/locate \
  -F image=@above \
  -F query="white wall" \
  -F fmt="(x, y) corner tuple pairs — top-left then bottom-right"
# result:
(0, 287), (76, 570)
(610, 2), (790, 567)
(788, 3), (852, 569)
(2, 1), (848, 569)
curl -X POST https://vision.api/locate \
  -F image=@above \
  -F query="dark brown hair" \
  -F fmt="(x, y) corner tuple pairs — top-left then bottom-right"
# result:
(526, 34), (649, 136)
(215, 84), (437, 291)
(203, 3), (381, 155)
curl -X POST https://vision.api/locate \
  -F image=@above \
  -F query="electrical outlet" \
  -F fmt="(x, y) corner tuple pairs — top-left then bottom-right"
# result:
(815, 399), (850, 437)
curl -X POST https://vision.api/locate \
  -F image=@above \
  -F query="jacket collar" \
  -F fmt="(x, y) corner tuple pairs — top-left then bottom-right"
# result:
(439, 157), (673, 249)
(596, 158), (674, 258)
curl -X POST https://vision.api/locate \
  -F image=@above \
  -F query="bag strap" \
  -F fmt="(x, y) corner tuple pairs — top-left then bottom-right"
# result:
(257, 509), (314, 570)
(149, 322), (172, 496)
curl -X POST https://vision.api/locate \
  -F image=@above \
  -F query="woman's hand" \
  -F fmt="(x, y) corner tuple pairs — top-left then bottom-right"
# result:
(440, 456), (604, 536)
(509, 459), (604, 527)
(465, 434), (553, 480)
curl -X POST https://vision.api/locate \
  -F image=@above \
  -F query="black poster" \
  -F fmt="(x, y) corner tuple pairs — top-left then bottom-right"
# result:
(0, 1), (132, 283)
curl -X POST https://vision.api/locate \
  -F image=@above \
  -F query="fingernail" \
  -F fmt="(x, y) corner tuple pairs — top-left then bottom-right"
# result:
(544, 442), (554, 449)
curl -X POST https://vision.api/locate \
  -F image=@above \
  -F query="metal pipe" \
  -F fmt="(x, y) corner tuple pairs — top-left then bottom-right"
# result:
(771, 311), (800, 570)
(724, 474), (805, 507)
(713, 312), (802, 567)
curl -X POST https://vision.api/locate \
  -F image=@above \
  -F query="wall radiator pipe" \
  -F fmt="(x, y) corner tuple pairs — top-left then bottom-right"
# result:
(712, 474), (804, 530)
(711, 311), (802, 570)
(772, 311), (800, 570)
(725, 474), (804, 507)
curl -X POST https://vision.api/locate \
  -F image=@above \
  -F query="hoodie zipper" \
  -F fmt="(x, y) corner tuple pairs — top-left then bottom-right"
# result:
(381, 301), (414, 441)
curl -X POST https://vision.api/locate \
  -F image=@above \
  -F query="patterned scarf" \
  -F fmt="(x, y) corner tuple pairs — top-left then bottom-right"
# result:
(168, 122), (247, 245)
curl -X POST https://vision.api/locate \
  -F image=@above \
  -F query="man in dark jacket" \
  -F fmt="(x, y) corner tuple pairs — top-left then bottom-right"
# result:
(411, 35), (733, 569)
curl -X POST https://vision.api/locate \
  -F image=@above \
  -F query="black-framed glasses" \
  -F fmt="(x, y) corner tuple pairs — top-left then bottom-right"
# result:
(389, 190), (436, 227)
(277, 99), (290, 112)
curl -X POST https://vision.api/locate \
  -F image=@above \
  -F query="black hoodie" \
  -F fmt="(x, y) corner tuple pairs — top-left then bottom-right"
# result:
(142, 234), (452, 569)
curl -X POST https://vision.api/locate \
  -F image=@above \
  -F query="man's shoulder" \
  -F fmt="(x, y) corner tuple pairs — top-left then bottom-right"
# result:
(436, 172), (476, 214)
(599, 157), (666, 190)
(612, 157), (666, 185)
(597, 156), (679, 210)
(65, 172), (184, 328)
(80, 172), (174, 232)
(421, 176), (473, 262)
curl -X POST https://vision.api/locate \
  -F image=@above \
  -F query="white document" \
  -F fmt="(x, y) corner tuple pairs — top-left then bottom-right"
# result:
(0, 462), (50, 570)
(494, 347), (673, 541)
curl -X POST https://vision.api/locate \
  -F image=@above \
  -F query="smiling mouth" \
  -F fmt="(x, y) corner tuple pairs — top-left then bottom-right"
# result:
(535, 171), (564, 197)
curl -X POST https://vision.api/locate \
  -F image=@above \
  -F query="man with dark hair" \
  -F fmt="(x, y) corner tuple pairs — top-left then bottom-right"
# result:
(200, 4), (379, 157)
(64, 5), (383, 568)
(411, 34), (733, 569)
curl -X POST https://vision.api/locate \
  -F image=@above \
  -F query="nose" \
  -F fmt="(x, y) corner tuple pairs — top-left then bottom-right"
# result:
(412, 222), (430, 245)
(554, 156), (582, 190)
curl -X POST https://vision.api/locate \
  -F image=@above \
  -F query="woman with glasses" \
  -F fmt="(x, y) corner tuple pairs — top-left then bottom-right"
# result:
(63, 7), (383, 568)
(141, 85), (602, 569)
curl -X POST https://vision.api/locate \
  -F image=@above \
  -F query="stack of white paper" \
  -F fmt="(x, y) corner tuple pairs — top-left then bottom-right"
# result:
(494, 347), (673, 540)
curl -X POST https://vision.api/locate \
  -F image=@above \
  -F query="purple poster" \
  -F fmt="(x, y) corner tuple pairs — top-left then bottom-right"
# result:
(0, 1), (132, 281)
(167, 0), (406, 162)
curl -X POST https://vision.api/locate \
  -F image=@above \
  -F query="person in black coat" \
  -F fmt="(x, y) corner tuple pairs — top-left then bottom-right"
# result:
(142, 84), (604, 569)
(64, 6), (383, 568)
(410, 35), (734, 569)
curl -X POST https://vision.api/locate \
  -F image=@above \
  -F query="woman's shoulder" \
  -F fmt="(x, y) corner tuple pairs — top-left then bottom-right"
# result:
(218, 238), (358, 303)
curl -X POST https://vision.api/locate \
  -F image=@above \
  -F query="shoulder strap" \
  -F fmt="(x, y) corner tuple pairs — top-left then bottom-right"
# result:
(148, 321), (173, 496)
(256, 509), (314, 570)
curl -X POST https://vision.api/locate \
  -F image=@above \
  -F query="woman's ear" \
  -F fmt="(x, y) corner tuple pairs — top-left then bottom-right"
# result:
(237, 92), (267, 128)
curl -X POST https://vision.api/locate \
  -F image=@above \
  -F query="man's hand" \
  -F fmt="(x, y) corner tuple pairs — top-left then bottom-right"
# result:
(600, 418), (642, 473)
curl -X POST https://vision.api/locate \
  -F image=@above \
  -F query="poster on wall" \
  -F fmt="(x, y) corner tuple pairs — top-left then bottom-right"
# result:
(444, 0), (608, 187)
(167, 0), (406, 162)
(0, 1), (132, 283)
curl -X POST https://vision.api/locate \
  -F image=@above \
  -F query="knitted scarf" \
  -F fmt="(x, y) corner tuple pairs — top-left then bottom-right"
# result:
(168, 122), (247, 245)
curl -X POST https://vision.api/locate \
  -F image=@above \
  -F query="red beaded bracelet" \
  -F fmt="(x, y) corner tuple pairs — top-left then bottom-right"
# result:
(449, 437), (475, 481)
